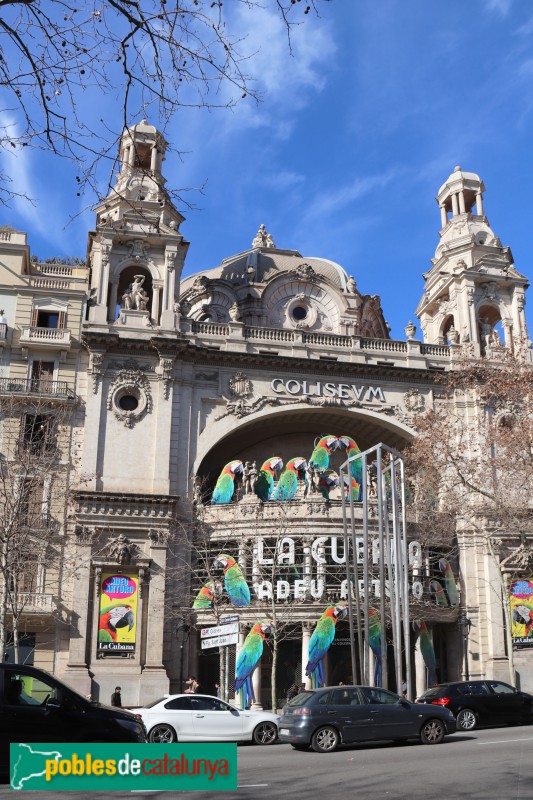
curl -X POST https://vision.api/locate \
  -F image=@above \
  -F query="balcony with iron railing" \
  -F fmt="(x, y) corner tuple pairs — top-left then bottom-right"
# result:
(0, 377), (75, 399)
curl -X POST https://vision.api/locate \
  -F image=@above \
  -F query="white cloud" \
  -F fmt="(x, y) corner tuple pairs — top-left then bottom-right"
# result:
(486, 0), (513, 15)
(264, 170), (305, 190)
(302, 169), (401, 223)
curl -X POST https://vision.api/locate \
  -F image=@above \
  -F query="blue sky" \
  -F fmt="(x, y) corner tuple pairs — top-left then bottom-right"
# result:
(3, 0), (533, 339)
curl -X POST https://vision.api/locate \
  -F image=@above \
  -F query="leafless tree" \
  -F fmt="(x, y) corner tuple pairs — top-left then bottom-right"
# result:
(404, 353), (533, 682)
(0, 392), (76, 661)
(0, 0), (330, 206)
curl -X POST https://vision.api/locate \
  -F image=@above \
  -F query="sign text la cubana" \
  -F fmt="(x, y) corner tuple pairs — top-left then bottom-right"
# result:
(251, 536), (425, 601)
(271, 378), (386, 402)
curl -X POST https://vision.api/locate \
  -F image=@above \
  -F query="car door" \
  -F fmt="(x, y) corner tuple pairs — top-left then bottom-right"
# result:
(329, 688), (372, 743)
(191, 697), (244, 741)
(1, 668), (68, 745)
(161, 696), (197, 740)
(486, 681), (525, 724)
(360, 687), (419, 739)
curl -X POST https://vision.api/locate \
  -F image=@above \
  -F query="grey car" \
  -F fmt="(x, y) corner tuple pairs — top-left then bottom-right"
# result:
(278, 685), (457, 753)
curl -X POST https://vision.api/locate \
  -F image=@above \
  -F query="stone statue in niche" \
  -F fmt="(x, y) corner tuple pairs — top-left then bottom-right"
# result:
(480, 316), (493, 353)
(121, 275), (149, 312)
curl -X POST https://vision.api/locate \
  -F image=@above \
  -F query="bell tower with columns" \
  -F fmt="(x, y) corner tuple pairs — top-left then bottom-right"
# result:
(87, 119), (189, 331)
(416, 166), (530, 358)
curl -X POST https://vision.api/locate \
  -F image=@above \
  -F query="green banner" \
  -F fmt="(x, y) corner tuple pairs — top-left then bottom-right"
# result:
(10, 743), (237, 791)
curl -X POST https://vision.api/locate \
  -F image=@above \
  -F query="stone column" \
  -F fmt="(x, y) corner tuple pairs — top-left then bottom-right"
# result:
(251, 661), (263, 711)
(151, 286), (160, 325)
(458, 191), (466, 214)
(302, 624), (312, 688)
(439, 204), (447, 228)
(476, 192), (484, 216)
(63, 528), (94, 695)
(451, 193), (459, 217)
(150, 145), (157, 171)
(139, 532), (170, 702)
(108, 282), (119, 323)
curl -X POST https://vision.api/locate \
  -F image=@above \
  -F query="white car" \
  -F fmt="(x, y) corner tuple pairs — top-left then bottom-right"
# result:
(134, 694), (280, 745)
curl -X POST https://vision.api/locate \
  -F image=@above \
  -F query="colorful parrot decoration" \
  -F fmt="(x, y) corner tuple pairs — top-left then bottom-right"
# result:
(234, 619), (274, 709)
(512, 603), (533, 638)
(439, 559), (460, 606)
(212, 553), (250, 607)
(211, 460), (243, 505)
(338, 435), (363, 501)
(414, 620), (437, 687)
(255, 456), (283, 501)
(272, 457), (307, 502)
(309, 435), (338, 473)
(368, 608), (383, 687)
(98, 602), (135, 644)
(192, 580), (222, 609)
(429, 579), (450, 607)
(306, 604), (348, 688)
(318, 470), (340, 500)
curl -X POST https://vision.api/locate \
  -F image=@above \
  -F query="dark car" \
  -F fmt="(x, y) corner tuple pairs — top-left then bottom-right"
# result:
(0, 663), (146, 776)
(417, 680), (533, 731)
(278, 685), (456, 753)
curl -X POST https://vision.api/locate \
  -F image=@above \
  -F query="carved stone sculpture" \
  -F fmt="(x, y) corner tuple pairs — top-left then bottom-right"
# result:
(252, 224), (276, 249)
(104, 534), (140, 565)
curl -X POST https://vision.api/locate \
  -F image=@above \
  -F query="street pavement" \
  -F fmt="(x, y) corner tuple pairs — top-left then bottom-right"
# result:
(1, 725), (532, 799)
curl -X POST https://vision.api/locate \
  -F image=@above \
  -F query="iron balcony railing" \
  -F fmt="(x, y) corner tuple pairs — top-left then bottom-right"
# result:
(0, 377), (75, 398)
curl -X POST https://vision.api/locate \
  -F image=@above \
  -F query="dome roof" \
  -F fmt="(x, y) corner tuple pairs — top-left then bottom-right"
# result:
(437, 165), (484, 198)
(180, 247), (351, 293)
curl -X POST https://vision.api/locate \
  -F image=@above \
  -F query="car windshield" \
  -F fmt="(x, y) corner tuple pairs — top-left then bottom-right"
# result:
(143, 697), (167, 708)
(287, 692), (314, 706)
(420, 686), (449, 700)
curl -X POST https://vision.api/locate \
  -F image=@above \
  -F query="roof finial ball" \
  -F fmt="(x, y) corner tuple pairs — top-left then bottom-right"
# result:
(454, 165), (462, 172)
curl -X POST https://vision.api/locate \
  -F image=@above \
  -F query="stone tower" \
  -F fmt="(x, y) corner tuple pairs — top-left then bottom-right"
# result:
(416, 166), (530, 358)
(87, 119), (189, 330)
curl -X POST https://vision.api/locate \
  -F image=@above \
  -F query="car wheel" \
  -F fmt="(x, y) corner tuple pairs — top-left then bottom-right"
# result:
(291, 744), (310, 751)
(311, 726), (340, 753)
(420, 718), (445, 745)
(148, 724), (177, 743)
(456, 708), (477, 731)
(252, 721), (277, 745)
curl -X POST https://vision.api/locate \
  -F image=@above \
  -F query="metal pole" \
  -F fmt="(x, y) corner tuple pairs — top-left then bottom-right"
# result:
(390, 455), (403, 694)
(349, 479), (363, 685)
(362, 454), (370, 685)
(340, 465), (357, 686)
(399, 457), (412, 700)
(383, 461), (398, 690)
(376, 447), (388, 689)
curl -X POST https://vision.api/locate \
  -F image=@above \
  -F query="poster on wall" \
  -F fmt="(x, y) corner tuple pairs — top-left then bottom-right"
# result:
(510, 578), (533, 648)
(97, 573), (138, 654)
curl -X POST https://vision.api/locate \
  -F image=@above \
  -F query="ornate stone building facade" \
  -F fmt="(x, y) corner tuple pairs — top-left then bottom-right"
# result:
(0, 123), (531, 706)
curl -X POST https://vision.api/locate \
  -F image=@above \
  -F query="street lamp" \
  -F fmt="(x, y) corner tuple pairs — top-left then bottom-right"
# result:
(175, 617), (191, 692)
(458, 612), (472, 681)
